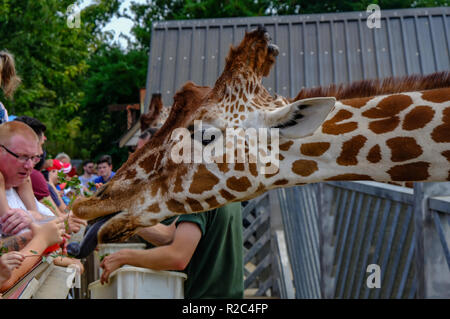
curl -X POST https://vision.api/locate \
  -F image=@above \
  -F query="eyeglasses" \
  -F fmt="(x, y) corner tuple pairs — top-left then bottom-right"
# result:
(0, 144), (42, 165)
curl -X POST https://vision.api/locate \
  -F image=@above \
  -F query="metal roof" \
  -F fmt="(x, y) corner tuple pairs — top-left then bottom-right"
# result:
(142, 6), (450, 111)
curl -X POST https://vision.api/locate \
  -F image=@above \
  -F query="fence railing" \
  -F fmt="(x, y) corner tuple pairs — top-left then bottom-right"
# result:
(274, 181), (450, 299)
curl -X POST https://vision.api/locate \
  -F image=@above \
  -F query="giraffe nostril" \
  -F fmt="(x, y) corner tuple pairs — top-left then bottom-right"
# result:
(268, 44), (279, 57)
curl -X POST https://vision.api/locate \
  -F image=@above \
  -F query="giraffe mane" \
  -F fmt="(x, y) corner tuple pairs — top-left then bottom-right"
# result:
(292, 71), (450, 101)
(140, 93), (163, 131)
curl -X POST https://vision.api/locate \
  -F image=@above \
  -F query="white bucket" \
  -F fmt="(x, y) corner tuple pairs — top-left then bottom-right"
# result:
(96, 243), (147, 276)
(89, 266), (187, 299)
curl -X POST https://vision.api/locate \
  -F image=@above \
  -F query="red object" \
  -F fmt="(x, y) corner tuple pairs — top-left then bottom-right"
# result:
(42, 243), (60, 255)
(59, 182), (67, 190)
(46, 159), (63, 171)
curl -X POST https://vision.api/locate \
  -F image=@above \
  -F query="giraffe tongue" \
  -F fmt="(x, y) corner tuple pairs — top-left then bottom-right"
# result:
(66, 212), (121, 259)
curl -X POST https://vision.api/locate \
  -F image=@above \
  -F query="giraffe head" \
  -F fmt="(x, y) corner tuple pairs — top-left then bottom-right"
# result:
(72, 26), (337, 242)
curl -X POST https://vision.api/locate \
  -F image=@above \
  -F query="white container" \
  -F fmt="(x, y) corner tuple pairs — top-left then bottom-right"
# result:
(89, 266), (187, 299)
(33, 265), (73, 299)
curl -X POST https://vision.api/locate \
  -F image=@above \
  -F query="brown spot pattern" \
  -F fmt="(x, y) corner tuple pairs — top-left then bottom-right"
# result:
(146, 203), (160, 213)
(431, 108), (450, 143)
(387, 162), (430, 181)
(363, 94), (413, 134)
(249, 162), (258, 177)
(205, 196), (220, 208)
(362, 94), (413, 119)
(441, 150), (450, 162)
(402, 106), (435, 131)
(341, 97), (372, 109)
(189, 164), (219, 194)
(226, 176), (252, 192)
(337, 135), (367, 166)
(386, 137), (423, 162)
(124, 169), (137, 180)
(322, 110), (358, 135)
(292, 159), (318, 177)
(186, 197), (203, 212)
(279, 141), (294, 151)
(220, 189), (236, 201)
(421, 88), (450, 103)
(367, 145), (382, 163)
(300, 142), (331, 157)
(369, 117), (401, 134)
(326, 174), (373, 181)
(234, 163), (245, 171)
(166, 199), (187, 213)
(273, 179), (289, 185)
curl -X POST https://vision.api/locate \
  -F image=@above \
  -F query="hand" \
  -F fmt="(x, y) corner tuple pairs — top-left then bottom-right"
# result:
(95, 183), (103, 189)
(0, 209), (33, 235)
(29, 218), (65, 247)
(67, 212), (87, 234)
(1, 252), (24, 271)
(100, 250), (127, 285)
(0, 256), (12, 286)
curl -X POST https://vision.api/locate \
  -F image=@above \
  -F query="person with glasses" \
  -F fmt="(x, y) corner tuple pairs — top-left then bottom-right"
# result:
(0, 121), (45, 236)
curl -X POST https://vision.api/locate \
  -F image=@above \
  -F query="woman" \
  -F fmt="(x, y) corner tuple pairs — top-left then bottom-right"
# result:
(0, 50), (21, 124)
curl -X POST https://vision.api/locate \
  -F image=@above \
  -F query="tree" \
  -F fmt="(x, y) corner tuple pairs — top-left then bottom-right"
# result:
(77, 45), (147, 167)
(0, 0), (121, 159)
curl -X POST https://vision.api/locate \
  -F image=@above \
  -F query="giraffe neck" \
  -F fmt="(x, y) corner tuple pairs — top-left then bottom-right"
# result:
(269, 88), (450, 187)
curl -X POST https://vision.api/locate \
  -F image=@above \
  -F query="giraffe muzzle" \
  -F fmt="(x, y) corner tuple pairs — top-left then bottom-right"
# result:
(268, 44), (279, 57)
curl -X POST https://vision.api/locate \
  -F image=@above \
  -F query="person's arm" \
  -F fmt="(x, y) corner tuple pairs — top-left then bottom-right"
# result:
(16, 177), (39, 215)
(40, 195), (63, 217)
(0, 231), (33, 252)
(0, 172), (8, 218)
(100, 222), (201, 284)
(0, 219), (65, 292)
(136, 218), (178, 246)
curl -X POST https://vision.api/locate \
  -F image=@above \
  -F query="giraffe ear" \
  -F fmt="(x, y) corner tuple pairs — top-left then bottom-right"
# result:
(266, 97), (336, 139)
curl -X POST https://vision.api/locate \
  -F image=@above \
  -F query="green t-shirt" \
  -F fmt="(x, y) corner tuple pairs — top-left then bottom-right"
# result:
(169, 202), (244, 299)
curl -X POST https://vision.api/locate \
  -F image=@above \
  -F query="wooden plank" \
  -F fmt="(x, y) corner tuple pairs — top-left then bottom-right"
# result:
(244, 255), (271, 288)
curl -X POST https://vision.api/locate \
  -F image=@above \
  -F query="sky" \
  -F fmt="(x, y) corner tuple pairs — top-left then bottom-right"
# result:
(80, 0), (148, 48)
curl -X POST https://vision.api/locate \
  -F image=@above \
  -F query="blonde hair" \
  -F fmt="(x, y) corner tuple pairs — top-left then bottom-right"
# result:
(0, 50), (21, 98)
(0, 121), (38, 146)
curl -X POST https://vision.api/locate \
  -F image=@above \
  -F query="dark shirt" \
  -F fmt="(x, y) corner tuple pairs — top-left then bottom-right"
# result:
(30, 169), (50, 200)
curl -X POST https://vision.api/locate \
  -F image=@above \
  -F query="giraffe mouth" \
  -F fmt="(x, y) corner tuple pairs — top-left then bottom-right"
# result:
(268, 44), (279, 57)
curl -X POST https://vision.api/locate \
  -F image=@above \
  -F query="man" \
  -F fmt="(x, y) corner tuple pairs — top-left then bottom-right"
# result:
(100, 203), (244, 299)
(13, 116), (49, 203)
(0, 121), (41, 235)
(79, 159), (97, 193)
(94, 155), (115, 186)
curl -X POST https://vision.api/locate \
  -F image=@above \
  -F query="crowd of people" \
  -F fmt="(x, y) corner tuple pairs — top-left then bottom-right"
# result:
(0, 51), (118, 295)
(0, 50), (245, 299)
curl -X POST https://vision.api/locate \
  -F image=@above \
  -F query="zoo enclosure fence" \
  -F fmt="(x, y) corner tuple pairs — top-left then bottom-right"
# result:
(271, 181), (450, 298)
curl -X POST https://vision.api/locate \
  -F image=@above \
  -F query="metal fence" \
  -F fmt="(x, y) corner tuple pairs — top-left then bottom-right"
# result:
(274, 181), (450, 298)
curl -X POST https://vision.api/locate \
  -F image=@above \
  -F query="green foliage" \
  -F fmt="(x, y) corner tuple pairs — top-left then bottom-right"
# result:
(76, 45), (147, 167)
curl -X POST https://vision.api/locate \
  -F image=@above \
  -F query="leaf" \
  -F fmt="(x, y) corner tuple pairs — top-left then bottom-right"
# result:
(30, 250), (38, 254)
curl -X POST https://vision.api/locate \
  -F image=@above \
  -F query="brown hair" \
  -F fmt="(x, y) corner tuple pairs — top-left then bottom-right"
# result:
(0, 50), (21, 98)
